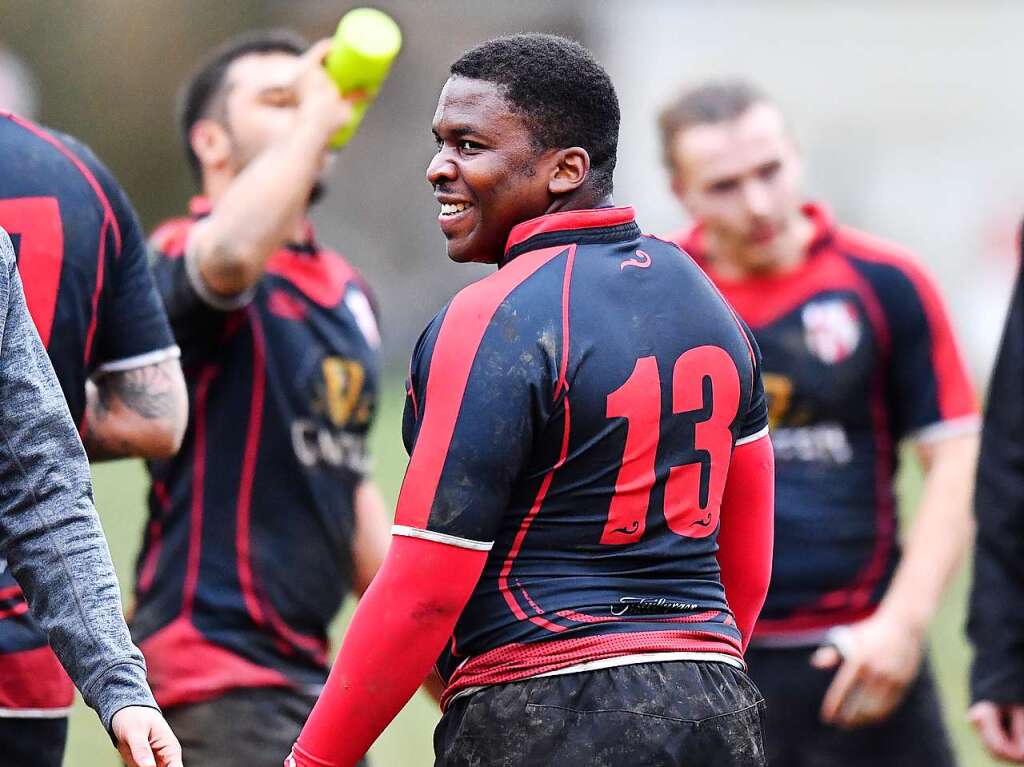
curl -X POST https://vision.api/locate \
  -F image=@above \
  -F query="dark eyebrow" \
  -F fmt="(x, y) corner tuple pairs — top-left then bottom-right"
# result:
(433, 124), (483, 140)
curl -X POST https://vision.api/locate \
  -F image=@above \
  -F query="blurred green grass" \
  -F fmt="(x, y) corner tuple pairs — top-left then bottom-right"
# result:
(64, 381), (991, 765)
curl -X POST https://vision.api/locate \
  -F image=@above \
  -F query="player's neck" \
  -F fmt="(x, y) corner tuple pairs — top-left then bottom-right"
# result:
(705, 213), (815, 281)
(545, 189), (615, 215)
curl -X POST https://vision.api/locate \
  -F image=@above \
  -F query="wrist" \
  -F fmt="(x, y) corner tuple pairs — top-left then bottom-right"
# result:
(874, 598), (931, 641)
(294, 105), (341, 148)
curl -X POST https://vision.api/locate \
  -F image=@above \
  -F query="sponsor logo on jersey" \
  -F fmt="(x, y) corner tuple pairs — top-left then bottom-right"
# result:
(770, 423), (853, 464)
(802, 299), (861, 364)
(293, 357), (373, 473)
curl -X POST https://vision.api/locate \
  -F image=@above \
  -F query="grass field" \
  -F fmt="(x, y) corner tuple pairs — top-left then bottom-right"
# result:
(63, 380), (993, 765)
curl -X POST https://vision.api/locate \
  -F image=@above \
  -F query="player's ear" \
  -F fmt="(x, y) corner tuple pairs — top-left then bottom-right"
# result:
(190, 118), (232, 173)
(548, 147), (590, 196)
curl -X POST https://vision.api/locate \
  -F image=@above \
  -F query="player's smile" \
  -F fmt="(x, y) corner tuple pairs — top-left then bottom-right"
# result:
(427, 76), (553, 264)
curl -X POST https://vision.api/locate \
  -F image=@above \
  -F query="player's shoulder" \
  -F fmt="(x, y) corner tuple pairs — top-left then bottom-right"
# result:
(833, 223), (943, 306)
(452, 245), (565, 312)
(834, 224), (926, 281)
(149, 216), (195, 259)
(653, 226), (693, 253)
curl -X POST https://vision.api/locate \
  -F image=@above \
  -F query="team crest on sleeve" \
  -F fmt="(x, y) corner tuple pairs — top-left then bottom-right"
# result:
(802, 299), (861, 364)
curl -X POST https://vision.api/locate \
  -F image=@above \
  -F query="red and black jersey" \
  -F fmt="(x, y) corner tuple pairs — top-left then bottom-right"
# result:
(396, 207), (769, 705)
(669, 203), (978, 641)
(130, 198), (380, 709)
(0, 113), (178, 716)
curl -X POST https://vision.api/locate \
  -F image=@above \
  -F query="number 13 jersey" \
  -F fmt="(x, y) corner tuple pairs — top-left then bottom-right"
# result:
(396, 207), (768, 705)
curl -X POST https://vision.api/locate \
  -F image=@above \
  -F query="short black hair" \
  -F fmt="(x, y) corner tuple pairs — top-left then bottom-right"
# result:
(450, 34), (620, 197)
(658, 80), (770, 170)
(178, 29), (308, 183)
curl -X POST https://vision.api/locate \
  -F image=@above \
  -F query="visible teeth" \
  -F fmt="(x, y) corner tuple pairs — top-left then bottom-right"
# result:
(440, 202), (469, 216)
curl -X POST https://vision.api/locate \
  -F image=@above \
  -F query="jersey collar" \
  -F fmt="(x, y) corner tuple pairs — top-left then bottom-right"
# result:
(681, 202), (835, 263)
(188, 195), (320, 253)
(502, 206), (639, 265)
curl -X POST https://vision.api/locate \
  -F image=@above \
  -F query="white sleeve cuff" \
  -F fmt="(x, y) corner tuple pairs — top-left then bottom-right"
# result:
(391, 525), (494, 551)
(735, 424), (770, 446)
(184, 234), (257, 311)
(909, 414), (981, 445)
(94, 345), (181, 375)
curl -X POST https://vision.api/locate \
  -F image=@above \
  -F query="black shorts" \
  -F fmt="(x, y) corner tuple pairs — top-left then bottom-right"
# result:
(0, 716), (67, 767)
(434, 660), (767, 767)
(164, 686), (368, 767)
(745, 646), (956, 767)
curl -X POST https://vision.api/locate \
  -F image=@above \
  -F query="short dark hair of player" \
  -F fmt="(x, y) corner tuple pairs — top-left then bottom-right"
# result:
(658, 80), (771, 170)
(178, 29), (309, 183)
(450, 34), (620, 198)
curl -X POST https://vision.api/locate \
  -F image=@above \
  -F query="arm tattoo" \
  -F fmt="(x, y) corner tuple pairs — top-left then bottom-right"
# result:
(84, 358), (186, 461)
(95, 362), (178, 420)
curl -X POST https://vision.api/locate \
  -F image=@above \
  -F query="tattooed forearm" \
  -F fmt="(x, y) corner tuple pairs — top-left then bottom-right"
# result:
(83, 358), (188, 461)
(95, 362), (179, 420)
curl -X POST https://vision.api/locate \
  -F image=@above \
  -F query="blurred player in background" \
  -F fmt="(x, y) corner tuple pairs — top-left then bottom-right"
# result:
(290, 33), (775, 767)
(661, 81), (979, 766)
(0, 107), (188, 765)
(130, 30), (389, 767)
(967, 228), (1024, 763)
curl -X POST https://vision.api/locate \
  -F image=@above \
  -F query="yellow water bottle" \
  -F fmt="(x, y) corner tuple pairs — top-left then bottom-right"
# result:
(324, 8), (402, 149)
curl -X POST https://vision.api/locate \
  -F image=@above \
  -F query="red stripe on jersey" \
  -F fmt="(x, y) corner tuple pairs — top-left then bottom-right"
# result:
(82, 217), (107, 364)
(183, 364), (218, 618)
(498, 400), (573, 633)
(0, 586), (23, 601)
(505, 207), (635, 256)
(0, 602), (28, 620)
(236, 309), (268, 630)
(441, 628), (743, 709)
(840, 229), (977, 419)
(0, 645), (73, 710)
(0, 197), (64, 347)
(395, 245), (570, 532)
(236, 309), (327, 662)
(138, 480), (171, 596)
(5, 113), (122, 255)
(497, 247), (577, 630)
(554, 246), (576, 399)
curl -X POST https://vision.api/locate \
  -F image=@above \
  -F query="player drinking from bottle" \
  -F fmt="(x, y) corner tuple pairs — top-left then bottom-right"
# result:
(660, 80), (978, 766)
(131, 30), (389, 767)
(289, 33), (776, 767)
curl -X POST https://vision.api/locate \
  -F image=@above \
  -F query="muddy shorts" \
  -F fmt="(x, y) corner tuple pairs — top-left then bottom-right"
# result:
(434, 661), (767, 767)
(745, 646), (956, 767)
